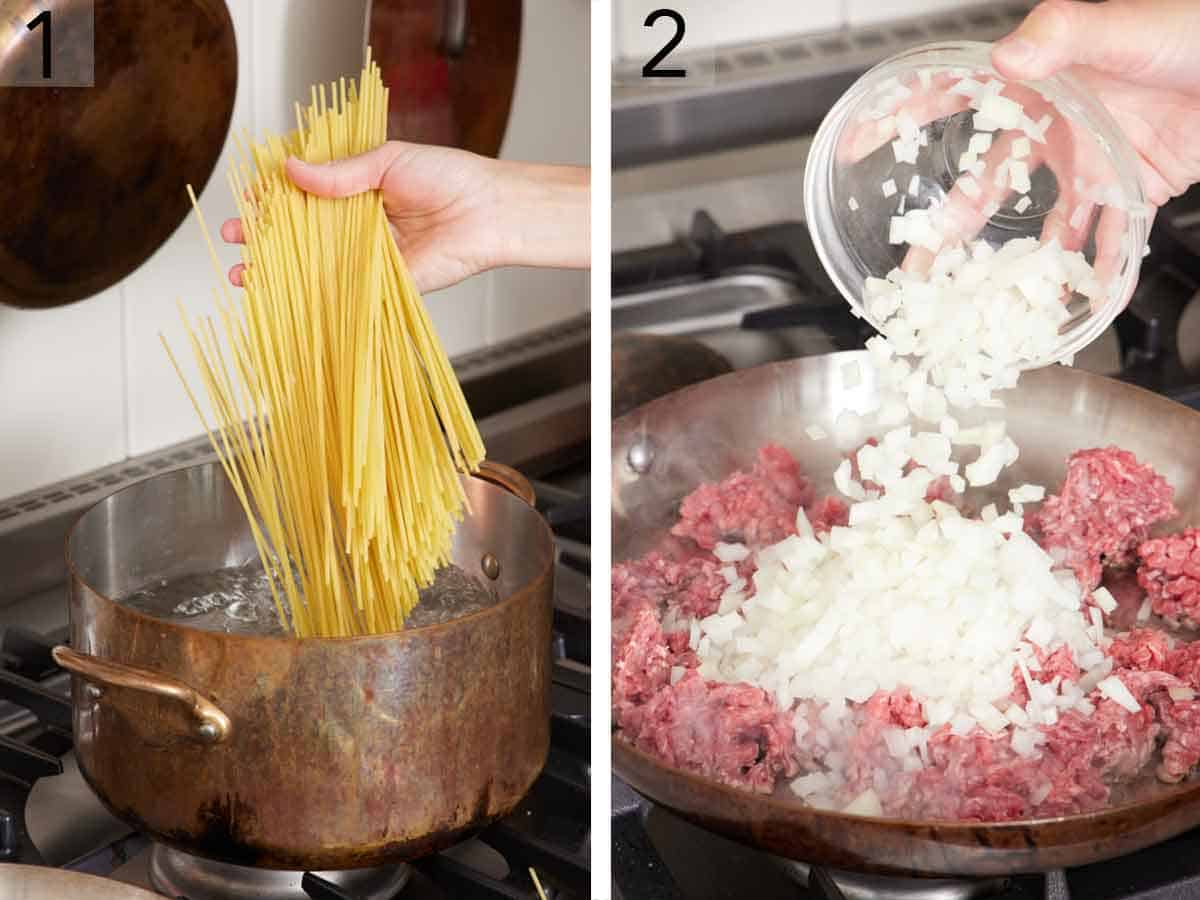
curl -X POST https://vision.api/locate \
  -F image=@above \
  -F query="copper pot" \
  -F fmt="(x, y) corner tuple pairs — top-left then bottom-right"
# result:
(53, 460), (553, 869)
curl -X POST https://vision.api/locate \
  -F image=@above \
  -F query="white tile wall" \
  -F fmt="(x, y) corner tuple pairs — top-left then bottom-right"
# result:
(0, 290), (125, 499)
(492, 0), (591, 344)
(0, 0), (588, 500)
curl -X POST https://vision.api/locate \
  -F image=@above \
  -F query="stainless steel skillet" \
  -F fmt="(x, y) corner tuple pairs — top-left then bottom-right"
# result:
(612, 352), (1200, 877)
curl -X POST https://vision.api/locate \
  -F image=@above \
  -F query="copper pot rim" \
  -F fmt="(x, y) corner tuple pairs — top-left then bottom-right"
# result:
(64, 460), (555, 645)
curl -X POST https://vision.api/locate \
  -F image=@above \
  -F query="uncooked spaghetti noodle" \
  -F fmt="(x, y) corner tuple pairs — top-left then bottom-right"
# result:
(162, 53), (485, 638)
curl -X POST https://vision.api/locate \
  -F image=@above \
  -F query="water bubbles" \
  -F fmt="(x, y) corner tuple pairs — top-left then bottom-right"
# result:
(120, 562), (500, 635)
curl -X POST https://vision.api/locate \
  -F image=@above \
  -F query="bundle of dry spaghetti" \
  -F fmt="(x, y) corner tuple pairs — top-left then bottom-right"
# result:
(163, 54), (485, 638)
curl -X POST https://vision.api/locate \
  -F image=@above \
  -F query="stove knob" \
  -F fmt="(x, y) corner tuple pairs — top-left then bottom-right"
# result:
(0, 809), (18, 859)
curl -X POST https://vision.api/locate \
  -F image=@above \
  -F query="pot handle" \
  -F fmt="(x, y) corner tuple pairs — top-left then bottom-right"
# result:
(475, 460), (536, 507)
(52, 646), (232, 745)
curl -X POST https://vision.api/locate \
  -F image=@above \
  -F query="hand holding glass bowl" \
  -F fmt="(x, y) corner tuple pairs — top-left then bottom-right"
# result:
(804, 42), (1152, 368)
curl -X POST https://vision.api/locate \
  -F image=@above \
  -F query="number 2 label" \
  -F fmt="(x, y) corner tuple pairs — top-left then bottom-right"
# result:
(642, 9), (686, 79)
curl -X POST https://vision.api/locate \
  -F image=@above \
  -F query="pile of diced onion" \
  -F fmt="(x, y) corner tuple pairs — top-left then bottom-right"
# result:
(683, 67), (1146, 811)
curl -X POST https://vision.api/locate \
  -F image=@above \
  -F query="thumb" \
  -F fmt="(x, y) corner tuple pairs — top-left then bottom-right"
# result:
(991, 0), (1154, 82)
(284, 143), (404, 199)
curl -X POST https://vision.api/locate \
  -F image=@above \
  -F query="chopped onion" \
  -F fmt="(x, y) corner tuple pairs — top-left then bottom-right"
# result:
(1092, 587), (1117, 614)
(1098, 676), (1141, 713)
(1008, 484), (1045, 504)
(978, 93), (1023, 129)
(806, 424), (828, 441)
(848, 196), (859, 212)
(843, 361), (863, 388)
(1010, 161), (1031, 194)
(844, 789), (883, 816)
(1169, 686), (1196, 702)
(968, 133), (993, 155)
(882, 178), (898, 198)
(833, 459), (866, 501)
(908, 174), (920, 197)
(1014, 195), (1032, 214)
(973, 112), (1000, 132)
(714, 542), (750, 563)
(893, 138), (919, 165)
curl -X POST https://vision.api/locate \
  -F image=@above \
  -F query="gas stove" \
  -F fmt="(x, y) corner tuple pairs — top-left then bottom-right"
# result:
(0, 316), (590, 899)
(611, 5), (1200, 898)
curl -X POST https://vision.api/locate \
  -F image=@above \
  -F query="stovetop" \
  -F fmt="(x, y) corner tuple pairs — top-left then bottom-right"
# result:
(614, 186), (1200, 411)
(613, 787), (1200, 900)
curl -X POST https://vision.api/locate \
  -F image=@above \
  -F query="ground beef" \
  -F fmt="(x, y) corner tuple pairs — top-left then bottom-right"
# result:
(1138, 529), (1200, 629)
(1031, 447), (1176, 589)
(611, 549), (727, 635)
(1108, 628), (1172, 672)
(1156, 700), (1200, 782)
(807, 495), (850, 534)
(865, 689), (927, 728)
(1011, 645), (1080, 706)
(613, 607), (671, 721)
(1058, 694), (1162, 781)
(613, 441), (1200, 821)
(924, 475), (956, 504)
(1168, 642), (1200, 687)
(672, 445), (812, 550)
(904, 727), (1107, 821)
(620, 670), (799, 792)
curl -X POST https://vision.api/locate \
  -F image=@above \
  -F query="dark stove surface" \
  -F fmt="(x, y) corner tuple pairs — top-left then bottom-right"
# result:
(613, 793), (1200, 900)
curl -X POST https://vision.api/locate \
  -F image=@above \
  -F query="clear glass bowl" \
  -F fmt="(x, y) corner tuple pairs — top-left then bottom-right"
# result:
(803, 41), (1151, 367)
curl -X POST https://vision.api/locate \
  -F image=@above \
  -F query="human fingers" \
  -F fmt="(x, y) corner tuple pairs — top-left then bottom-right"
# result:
(220, 218), (244, 244)
(284, 142), (409, 199)
(992, 0), (1177, 86)
(839, 73), (972, 165)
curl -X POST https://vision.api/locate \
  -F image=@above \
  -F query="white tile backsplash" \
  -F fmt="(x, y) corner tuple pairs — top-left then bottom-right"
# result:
(0, 290), (126, 499)
(0, 0), (587, 499)
(487, 267), (590, 345)
(493, 0), (591, 340)
(250, 0), (370, 137)
(122, 0), (255, 458)
(846, 0), (989, 28)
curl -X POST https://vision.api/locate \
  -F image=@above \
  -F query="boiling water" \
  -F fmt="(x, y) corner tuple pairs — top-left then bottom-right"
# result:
(120, 562), (501, 636)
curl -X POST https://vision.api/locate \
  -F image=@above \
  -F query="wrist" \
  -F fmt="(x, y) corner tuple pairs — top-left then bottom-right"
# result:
(481, 160), (590, 271)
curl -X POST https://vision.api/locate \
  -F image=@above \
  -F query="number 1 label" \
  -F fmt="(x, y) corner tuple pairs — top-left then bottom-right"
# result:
(27, 10), (52, 79)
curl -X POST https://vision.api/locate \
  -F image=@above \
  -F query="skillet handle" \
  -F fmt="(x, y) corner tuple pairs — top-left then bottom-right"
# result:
(52, 646), (232, 745)
(475, 460), (536, 507)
